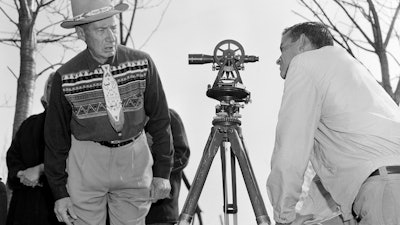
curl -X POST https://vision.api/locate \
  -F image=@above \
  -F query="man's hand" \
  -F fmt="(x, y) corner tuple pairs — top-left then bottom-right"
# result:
(54, 197), (77, 225)
(17, 164), (44, 187)
(17, 171), (36, 187)
(276, 214), (314, 225)
(20, 164), (43, 186)
(150, 177), (171, 203)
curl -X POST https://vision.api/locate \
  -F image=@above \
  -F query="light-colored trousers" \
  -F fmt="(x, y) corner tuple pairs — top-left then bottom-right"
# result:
(67, 134), (153, 225)
(321, 168), (400, 225)
(353, 167), (400, 225)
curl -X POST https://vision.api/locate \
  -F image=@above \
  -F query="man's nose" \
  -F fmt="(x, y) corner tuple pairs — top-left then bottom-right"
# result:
(276, 56), (281, 65)
(105, 28), (116, 42)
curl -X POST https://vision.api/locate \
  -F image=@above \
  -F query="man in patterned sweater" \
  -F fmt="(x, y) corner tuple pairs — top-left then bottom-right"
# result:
(44, 0), (173, 224)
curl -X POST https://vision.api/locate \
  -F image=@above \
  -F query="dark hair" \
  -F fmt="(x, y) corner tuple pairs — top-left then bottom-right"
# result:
(283, 22), (333, 49)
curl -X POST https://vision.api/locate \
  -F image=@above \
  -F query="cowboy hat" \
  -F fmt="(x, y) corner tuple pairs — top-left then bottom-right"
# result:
(61, 0), (128, 29)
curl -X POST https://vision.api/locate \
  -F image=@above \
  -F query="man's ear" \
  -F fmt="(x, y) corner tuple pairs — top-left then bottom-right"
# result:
(298, 33), (313, 52)
(75, 26), (85, 41)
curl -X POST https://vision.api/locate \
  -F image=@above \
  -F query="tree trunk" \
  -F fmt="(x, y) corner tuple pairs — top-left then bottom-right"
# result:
(13, 55), (36, 137)
(13, 2), (37, 137)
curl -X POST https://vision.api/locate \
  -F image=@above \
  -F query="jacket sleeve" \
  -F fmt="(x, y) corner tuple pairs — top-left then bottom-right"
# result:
(6, 122), (26, 190)
(169, 108), (190, 172)
(44, 71), (72, 200)
(143, 55), (173, 179)
(266, 58), (322, 224)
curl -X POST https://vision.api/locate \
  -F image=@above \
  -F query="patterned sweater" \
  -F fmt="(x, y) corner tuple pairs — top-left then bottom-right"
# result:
(44, 45), (173, 200)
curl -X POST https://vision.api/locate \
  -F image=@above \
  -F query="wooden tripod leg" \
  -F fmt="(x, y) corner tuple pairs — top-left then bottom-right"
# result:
(228, 127), (271, 225)
(178, 126), (224, 225)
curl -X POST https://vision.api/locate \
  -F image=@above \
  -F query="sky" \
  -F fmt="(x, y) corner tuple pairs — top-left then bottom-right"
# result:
(0, 0), (398, 224)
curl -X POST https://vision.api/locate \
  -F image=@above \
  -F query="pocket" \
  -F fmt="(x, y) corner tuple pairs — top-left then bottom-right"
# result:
(67, 136), (89, 174)
(381, 176), (400, 225)
(114, 136), (153, 189)
(133, 133), (154, 169)
(130, 136), (153, 185)
(352, 177), (384, 223)
(67, 137), (94, 193)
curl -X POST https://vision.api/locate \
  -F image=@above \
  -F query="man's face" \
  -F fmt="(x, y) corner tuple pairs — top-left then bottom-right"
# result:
(276, 32), (300, 79)
(79, 16), (118, 63)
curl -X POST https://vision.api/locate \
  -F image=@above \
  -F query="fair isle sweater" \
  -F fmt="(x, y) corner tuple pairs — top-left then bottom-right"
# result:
(44, 45), (173, 200)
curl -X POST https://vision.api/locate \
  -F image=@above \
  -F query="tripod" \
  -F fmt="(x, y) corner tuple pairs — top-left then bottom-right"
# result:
(181, 39), (271, 225)
(177, 103), (271, 225)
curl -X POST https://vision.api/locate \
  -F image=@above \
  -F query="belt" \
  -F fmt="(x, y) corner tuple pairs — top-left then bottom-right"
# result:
(96, 131), (142, 148)
(369, 166), (400, 177)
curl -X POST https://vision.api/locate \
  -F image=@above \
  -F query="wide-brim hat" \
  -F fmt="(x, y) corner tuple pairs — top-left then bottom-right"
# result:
(61, 0), (128, 29)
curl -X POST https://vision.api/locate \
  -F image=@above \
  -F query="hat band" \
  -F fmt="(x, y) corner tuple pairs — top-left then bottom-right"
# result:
(72, 5), (113, 22)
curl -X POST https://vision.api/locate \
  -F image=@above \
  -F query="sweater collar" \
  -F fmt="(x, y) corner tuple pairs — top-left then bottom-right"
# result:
(84, 46), (119, 71)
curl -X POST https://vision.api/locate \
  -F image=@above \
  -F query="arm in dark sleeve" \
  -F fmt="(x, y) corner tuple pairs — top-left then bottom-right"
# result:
(44, 72), (72, 200)
(169, 108), (190, 172)
(144, 55), (173, 179)
(6, 125), (25, 190)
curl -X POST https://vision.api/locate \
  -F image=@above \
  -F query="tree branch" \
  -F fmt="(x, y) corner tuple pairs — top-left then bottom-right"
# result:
(138, 0), (171, 49)
(122, 0), (137, 46)
(36, 32), (75, 43)
(36, 62), (63, 77)
(297, 0), (355, 56)
(394, 78), (400, 104)
(0, 38), (21, 42)
(312, 0), (355, 52)
(140, 0), (164, 9)
(386, 50), (400, 68)
(32, 0), (53, 23)
(383, 2), (400, 48)
(333, 0), (375, 47)
(19, 0), (33, 21)
(367, 0), (385, 52)
(341, 0), (369, 21)
(13, 0), (19, 10)
(38, 0), (55, 8)
(35, 18), (64, 34)
(7, 66), (18, 79)
(0, 6), (18, 26)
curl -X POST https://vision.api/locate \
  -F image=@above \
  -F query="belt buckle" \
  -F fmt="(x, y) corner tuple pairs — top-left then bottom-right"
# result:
(110, 140), (122, 145)
(103, 139), (132, 148)
(98, 130), (142, 148)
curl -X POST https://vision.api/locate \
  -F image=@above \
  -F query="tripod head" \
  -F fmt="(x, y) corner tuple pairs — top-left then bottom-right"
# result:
(188, 40), (258, 121)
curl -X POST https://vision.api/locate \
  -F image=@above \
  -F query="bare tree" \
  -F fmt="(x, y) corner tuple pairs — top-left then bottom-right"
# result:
(0, 0), (76, 137)
(118, 0), (172, 49)
(295, 0), (400, 104)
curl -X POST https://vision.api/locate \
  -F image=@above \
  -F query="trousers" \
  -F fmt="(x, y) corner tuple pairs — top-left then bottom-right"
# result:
(353, 167), (400, 225)
(67, 133), (153, 225)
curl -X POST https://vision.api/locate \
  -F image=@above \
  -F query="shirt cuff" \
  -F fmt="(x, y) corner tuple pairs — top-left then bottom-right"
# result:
(51, 185), (70, 200)
(153, 160), (172, 179)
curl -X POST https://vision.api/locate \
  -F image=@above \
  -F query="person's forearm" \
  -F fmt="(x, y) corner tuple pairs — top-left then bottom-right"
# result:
(38, 163), (44, 174)
(144, 56), (173, 179)
(44, 72), (72, 200)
